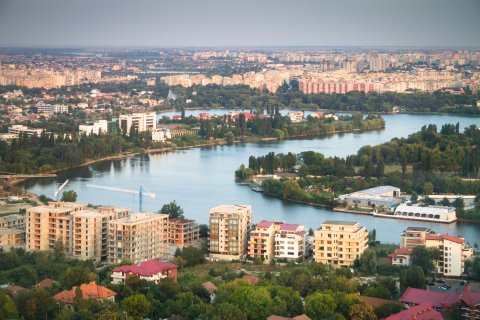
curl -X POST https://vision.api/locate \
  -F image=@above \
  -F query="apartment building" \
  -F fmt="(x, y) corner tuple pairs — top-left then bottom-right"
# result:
(79, 120), (108, 136)
(26, 202), (87, 252)
(274, 223), (306, 261)
(208, 205), (252, 261)
(119, 112), (156, 134)
(70, 206), (129, 262)
(425, 234), (473, 277)
(314, 220), (368, 267)
(168, 218), (200, 247)
(287, 111), (304, 123)
(248, 221), (281, 262)
(400, 227), (433, 248)
(8, 124), (43, 137)
(0, 228), (24, 250)
(107, 212), (169, 264)
(0, 214), (24, 228)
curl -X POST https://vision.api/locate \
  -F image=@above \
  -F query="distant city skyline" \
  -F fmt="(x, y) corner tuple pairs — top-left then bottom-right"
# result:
(0, 0), (479, 48)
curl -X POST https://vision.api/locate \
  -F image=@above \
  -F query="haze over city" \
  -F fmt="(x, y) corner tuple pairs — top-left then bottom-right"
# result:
(0, 0), (480, 47)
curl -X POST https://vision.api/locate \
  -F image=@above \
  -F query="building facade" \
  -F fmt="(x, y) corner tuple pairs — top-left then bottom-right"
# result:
(248, 221), (280, 263)
(119, 112), (156, 134)
(425, 234), (473, 276)
(79, 120), (108, 136)
(111, 260), (178, 284)
(208, 205), (252, 261)
(107, 212), (169, 264)
(274, 224), (306, 261)
(168, 218), (200, 247)
(314, 220), (368, 267)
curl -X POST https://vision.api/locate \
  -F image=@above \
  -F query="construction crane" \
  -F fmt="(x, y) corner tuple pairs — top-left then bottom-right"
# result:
(86, 184), (155, 212)
(54, 179), (69, 200)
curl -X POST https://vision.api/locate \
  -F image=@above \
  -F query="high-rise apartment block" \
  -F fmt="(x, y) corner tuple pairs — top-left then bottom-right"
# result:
(274, 224), (306, 261)
(119, 112), (156, 134)
(108, 212), (169, 264)
(314, 220), (368, 267)
(369, 51), (387, 72)
(26, 202), (129, 262)
(248, 221), (281, 262)
(425, 234), (473, 277)
(209, 205), (252, 261)
(168, 218), (200, 247)
(79, 120), (108, 136)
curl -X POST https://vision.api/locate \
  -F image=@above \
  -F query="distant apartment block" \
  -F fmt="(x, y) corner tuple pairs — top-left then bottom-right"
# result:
(0, 214), (24, 228)
(274, 223), (306, 261)
(36, 102), (68, 115)
(79, 120), (108, 136)
(108, 212), (169, 264)
(209, 205), (252, 261)
(168, 218), (200, 247)
(8, 125), (43, 137)
(248, 221), (281, 263)
(119, 112), (156, 134)
(314, 220), (368, 267)
(0, 228), (24, 250)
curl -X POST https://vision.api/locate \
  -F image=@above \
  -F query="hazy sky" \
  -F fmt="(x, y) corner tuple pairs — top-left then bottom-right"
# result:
(0, 0), (479, 47)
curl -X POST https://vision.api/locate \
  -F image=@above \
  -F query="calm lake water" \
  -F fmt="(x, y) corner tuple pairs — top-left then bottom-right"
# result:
(22, 113), (480, 245)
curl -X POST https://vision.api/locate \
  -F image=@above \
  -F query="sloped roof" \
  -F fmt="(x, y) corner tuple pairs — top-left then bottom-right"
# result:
(202, 281), (218, 295)
(385, 303), (443, 320)
(358, 295), (395, 308)
(53, 282), (116, 304)
(112, 260), (177, 277)
(242, 275), (260, 286)
(37, 278), (56, 289)
(426, 234), (464, 244)
(400, 287), (480, 308)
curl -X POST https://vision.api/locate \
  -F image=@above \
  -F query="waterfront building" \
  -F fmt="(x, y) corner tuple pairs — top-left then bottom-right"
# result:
(151, 128), (172, 142)
(314, 220), (368, 267)
(425, 234), (473, 276)
(53, 282), (117, 305)
(274, 223), (306, 261)
(337, 185), (403, 210)
(208, 205), (252, 261)
(0, 228), (24, 250)
(393, 204), (457, 223)
(107, 212), (169, 264)
(168, 218), (200, 247)
(111, 260), (178, 284)
(70, 206), (129, 262)
(8, 124), (43, 137)
(400, 227), (433, 248)
(287, 111), (304, 123)
(248, 220), (280, 263)
(79, 120), (108, 136)
(118, 112), (156, 134)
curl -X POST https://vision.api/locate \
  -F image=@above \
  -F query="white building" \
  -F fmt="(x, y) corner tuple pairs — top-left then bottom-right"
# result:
(37, 102), (68, 115)
(111, 260), (177, 284)
(288, 111), (304, 123)
(393, 204), (457, 223)
(425, 234), (473, 276)
(274, 223), (306, 261)
(151, 128), (172, 142)
(338, 185), (402, 209)
(79, 120), (108, 136)
(8, 125), (44, 137)
(119, 112), (156, 134)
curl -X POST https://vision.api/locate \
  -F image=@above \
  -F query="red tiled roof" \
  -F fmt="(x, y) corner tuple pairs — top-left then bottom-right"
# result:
(400, 287), (480, 308)
(357, 295), (395, 308)
(242, 275), (260, 286)
(202, 281), (217, 295)
(279, 223), (301, 231)
(385, 303), (443, 320)
(257, 220), (275, 228)
(53, 282), (116, 304)
(267, 315), (311, 320)
(426, 234), (464, 244)
(113, 260), (177, 277)
(388, 247), (413, 259)
(37, 278), (56, 289)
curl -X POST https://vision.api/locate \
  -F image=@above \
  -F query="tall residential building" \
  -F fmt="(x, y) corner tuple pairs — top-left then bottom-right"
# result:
(314, 220), (368, 267)
(425, 234), (473, 277)
(274, 223), (306, 261)
(107, 212), (169, 264)
(70, 206), (129, 262)
(26, 202), (128, 262)
(79, 120), (108, 136)
(26, 202), (87, 252)
(168, 218), (200, 247)
(369, 51), (387, 72)
(119, 112), (156, 134)
(400, 227), (433, 248)
(208, 205), (252, 261)
(248, 221), (281, 263)
(343, 59), (357, 73)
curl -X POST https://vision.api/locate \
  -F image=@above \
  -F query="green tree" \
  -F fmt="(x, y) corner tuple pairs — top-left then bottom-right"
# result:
(121, 294), (151, 320)
(399, 266), (426, 293)
(349, 303), (377, 320)
(159, 200), (185, 219)
(61, 190), (77, 202)
(358, 249), (377, 275)
(16, 288), (54, 320)
(211, 302), (247, 320)
(0, 290), (18, 319)
(225, 131), (235, 144)
(305, 293), (337, 320)
(410, 246), (435, 275)
(60, 265), (97, 288)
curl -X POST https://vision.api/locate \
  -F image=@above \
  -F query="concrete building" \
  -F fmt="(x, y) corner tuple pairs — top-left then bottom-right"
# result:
(111, 260), (178, 284)
(0, 214), (24, 228)
(387, 247), (413, 267)
(0, 228), (25, 250)
(287, 111), (304, 123)
(314, 220), (368, 267)
(208, 205), (252, 261)
(393, 204), (457, 223)
(338, 185), (402, 210)
(168, 218), (200, 247)
(274, 223), (306, 261)
(151, 128), (172, 142)
(107, 212), (169, 264)
(8, 125), (43, 137)
(425, 234), (473, 276)
(119, 112), (156, 134)
(26, 202), (129, 262)
(79, 120), (108, 136)
(37, 102), (68, 115)
(248, 221), (280, 263)
(70, 206), (129, 262)
(400, 227), (433, 248)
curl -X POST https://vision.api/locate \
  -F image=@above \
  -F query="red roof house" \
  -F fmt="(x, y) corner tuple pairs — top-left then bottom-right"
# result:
(112, 260), (178, 284)
(53, 282), (116, 304)
(385, 303), (443, 320)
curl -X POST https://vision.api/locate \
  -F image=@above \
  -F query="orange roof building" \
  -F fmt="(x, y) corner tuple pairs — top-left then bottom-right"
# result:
(53, 282), (117, 304)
